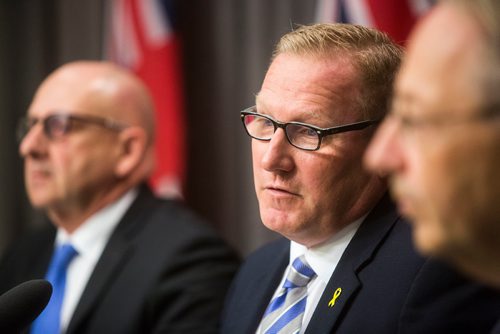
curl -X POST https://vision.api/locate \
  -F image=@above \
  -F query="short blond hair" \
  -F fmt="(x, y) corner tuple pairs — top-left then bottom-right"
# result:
(273, 23), (403, 120)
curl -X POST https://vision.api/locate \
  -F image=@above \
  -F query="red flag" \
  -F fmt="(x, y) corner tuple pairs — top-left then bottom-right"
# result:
(316, 0), (435, 45)
(106, 0), (185, 198)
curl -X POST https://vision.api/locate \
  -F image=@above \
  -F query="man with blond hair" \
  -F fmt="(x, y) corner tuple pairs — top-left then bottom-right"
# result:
(222, 23), (500, 334)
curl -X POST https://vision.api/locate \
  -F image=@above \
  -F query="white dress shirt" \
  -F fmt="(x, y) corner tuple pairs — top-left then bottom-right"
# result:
(53, 188), (138, 333)
(256, 215), (365, 334)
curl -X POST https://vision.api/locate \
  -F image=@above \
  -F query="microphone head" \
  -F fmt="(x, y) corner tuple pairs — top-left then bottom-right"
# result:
(0, 279), (53, 332)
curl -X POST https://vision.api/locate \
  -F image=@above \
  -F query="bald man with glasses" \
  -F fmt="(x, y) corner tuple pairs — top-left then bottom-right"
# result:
(0, 61), (239, 334)
(221, 23), (500, 334)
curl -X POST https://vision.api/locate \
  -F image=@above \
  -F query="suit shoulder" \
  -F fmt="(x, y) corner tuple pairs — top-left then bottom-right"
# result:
(117, 196), (240, 267)
(230, 238), (288, 283)
(0, 224), (54, 293)
(124, 196), (223, 241)
(400, 258), (500, 333)
(0, 223), (54, 261)
(243, 238), (288, 264)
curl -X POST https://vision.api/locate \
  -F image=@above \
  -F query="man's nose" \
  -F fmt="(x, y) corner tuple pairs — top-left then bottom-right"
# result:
(260, 128), (295, 173)
(19, 122), (47, 158)
(364, 118), (403, 176)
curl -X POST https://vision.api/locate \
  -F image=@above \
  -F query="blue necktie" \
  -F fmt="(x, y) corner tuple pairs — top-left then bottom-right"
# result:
(31, 243), (78, 334)
(261, 255), (317, 334)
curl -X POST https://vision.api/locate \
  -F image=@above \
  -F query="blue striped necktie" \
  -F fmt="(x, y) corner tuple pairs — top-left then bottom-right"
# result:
(31, 243), (78, 334)
(260, 255), (317, 334)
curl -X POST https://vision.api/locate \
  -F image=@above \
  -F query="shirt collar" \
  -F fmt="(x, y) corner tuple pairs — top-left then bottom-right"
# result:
(55, 188), (139, 256)
(290, 214), (366, 284)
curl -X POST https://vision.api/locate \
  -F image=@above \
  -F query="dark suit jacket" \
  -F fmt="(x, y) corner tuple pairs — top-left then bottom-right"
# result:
(492, 319), (500, 334)
(0, 185), (240, 334)
(221, 194), (500, 333)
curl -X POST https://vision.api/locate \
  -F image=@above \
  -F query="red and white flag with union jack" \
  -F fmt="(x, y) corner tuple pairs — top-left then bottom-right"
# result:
(106, 0), (185, 198)
(316, 0), (435, 45)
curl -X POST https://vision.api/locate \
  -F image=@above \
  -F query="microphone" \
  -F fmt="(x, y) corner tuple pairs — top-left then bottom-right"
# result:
(0, 279), (52, 333)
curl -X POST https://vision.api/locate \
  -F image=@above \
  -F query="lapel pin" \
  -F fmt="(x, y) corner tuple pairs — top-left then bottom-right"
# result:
(328, 287), (342, 307)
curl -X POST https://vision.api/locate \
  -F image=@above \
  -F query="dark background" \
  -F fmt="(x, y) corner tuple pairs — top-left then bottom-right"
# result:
(0, 0), (317, 256)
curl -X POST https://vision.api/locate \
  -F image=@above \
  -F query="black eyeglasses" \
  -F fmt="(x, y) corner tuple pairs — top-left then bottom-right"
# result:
(240, 106), (380, 151)
(17, 113), (128, 141)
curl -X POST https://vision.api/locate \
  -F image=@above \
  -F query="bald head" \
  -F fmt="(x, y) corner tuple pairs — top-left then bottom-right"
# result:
(36, 61), (156, 144)
(21, 61), (157, 229)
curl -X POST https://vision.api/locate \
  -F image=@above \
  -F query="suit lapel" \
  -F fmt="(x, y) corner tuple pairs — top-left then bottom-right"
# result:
(66, 236), (132, 332)
(237, 240), (289, 334)
(305, 194), (399, 333)
(35, 225), (58, 279)
(66, 185), (156, 333)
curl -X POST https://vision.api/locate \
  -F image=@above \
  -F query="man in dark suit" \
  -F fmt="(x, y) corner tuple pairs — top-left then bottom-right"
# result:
(221, 23), (500, 333)
(0, 61), (239, 333)
(365, 0), (500, 291)
(364, 0), (500, 331)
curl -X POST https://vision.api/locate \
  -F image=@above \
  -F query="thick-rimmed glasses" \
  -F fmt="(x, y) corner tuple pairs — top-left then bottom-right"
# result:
(17, 113), (128, 141)
(240, 106), (380, 151)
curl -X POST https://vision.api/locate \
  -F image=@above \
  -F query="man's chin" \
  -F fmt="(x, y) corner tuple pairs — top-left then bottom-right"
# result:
(412, 222), (450, 258)
(261, 213), (301, 237)
(261, 217), (289, 234)
(391, 192), (415, 219)
(27, 193), (53, 209)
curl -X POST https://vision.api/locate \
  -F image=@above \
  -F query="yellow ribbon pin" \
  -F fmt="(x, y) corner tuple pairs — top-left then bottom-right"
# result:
(328, 288), (342, 307)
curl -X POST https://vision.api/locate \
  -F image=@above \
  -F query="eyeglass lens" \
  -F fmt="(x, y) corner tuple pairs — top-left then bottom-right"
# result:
(243, 113), (320, 150)
(17, 115), (72, 141)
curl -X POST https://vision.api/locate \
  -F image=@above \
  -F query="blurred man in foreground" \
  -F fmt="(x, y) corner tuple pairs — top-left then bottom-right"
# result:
(221, 23), (500, 334)
(0, 61), (239, 333)
(365, 0), (500, 289)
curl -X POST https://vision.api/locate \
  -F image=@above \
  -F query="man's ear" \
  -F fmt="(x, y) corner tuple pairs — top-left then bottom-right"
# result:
(114, 127), (148, 178)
